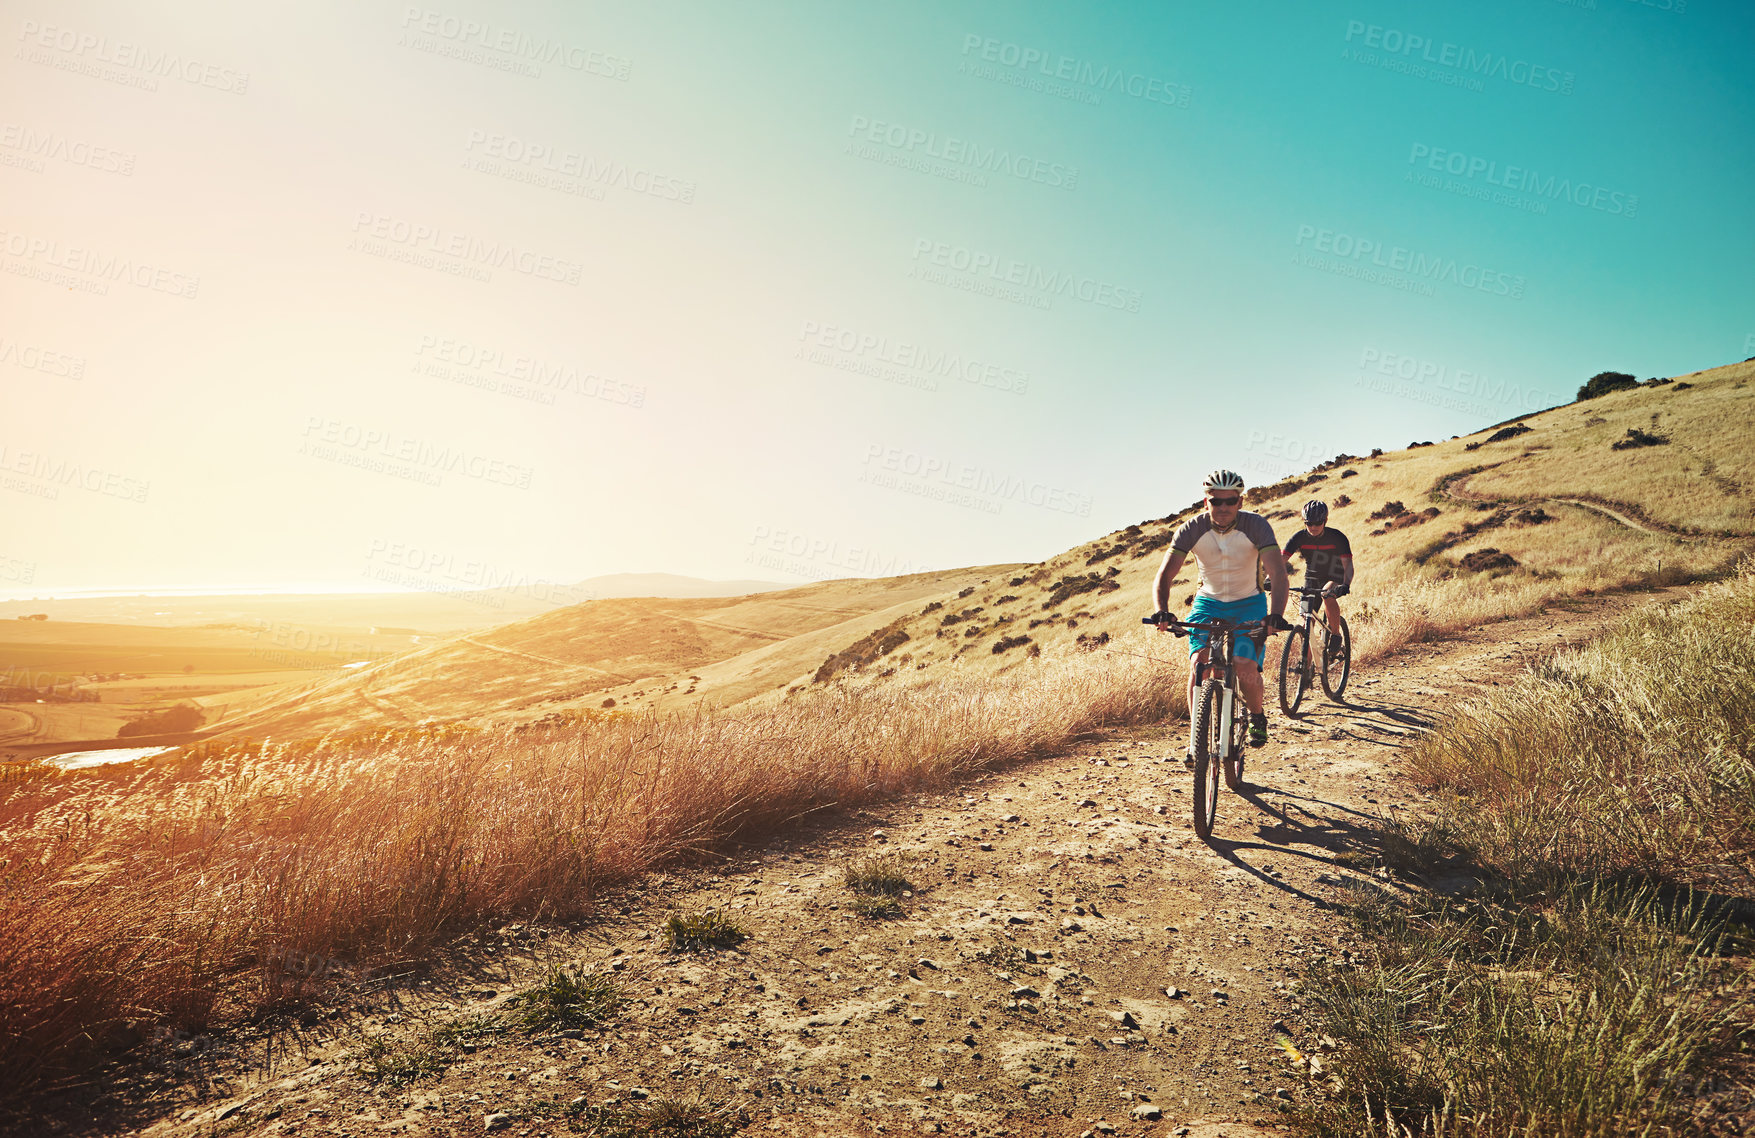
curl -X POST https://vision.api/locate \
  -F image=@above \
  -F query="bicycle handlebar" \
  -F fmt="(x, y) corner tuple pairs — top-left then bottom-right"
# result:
(1141, 613), (1273, 637)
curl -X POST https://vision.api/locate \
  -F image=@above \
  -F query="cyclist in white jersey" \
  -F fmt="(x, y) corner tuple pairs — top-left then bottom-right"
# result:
(1150, 469), (1291, 748)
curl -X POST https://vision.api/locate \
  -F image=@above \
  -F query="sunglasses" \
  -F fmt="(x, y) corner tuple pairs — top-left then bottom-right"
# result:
(1207, 495), (1241, 507)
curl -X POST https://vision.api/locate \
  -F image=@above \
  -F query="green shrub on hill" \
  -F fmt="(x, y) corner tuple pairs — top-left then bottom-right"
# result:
(1576, 371), (1638, 400)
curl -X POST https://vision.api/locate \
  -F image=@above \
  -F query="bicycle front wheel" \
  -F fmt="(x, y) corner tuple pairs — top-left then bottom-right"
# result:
(1191, 679), (1224, 838)
(1321, 616), (1352, 701)
(1278, 623), (1310, 717)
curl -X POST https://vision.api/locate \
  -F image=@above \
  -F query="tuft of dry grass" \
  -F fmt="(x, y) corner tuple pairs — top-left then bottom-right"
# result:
(0, 649), (1181, 1102)
(509, 965), (621, 1030)
(843, 853), (914, 896)
(662, 909), (749, 953)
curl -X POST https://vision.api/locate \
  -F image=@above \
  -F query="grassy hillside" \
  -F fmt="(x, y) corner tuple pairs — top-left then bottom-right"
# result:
(207, 567), (1018, 741)
(795, 358), (1753, 697)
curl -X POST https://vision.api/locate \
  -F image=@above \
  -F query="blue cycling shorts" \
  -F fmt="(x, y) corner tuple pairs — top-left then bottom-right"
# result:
(1186, 592), (1268, 666)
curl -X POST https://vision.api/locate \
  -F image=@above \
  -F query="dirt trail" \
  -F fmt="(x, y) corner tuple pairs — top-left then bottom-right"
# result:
(33, 589), (1674, 1138)
(1550, 497), (1681, 537)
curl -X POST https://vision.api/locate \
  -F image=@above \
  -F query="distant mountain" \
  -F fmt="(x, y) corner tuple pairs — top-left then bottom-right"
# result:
(0, 574), (792, 631)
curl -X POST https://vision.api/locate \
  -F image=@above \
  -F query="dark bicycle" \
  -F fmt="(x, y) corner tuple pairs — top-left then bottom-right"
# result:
(1277, 585), (1352, 715)
(1143, 612), (1270, 839)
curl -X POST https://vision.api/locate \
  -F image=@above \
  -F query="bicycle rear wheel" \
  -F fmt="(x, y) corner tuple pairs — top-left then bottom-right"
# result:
(1191, 679), (1224, 838)
(1321, 616), (1352, 700)
(1277, 623), (1310, 717)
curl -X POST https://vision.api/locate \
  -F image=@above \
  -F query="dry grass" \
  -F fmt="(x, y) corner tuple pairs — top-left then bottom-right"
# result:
(1305, 561), (1755, 1137)
(1303, 886), (1748, 1138)
(1405, 562), (1755, 893)
(0, 649), (1181, 1102)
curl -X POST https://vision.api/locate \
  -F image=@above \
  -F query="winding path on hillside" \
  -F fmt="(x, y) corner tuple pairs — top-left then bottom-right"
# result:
(1550, 497), (1676, 537)
(1432, 463), (1709, 541)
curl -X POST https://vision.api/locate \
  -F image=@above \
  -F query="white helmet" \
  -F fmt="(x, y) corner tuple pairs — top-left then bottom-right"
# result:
(1202, 469), (1245, 492)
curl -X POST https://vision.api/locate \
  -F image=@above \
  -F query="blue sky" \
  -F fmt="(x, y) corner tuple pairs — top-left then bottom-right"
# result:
(2, 0), (1751, 596)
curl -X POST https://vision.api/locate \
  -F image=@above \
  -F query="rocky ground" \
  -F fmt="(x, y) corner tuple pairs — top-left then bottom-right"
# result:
(12, 590), (1665, 1138)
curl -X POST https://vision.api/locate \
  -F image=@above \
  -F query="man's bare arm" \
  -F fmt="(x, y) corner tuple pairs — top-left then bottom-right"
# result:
(1341, 555), (1355, 587)
(1259, 546), (1289, 620)
(1153, 548), (1187, 614)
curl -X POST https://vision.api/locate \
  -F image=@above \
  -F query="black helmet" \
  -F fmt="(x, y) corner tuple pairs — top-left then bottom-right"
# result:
(1301, 499), (1329, 523)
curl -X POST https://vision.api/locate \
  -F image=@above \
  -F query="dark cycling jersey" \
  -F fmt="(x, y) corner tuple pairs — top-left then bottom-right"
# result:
(1282, 526), (1353, 586)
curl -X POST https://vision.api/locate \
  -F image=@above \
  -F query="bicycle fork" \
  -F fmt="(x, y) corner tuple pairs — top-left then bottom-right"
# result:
(1189, 660), (1238, 760)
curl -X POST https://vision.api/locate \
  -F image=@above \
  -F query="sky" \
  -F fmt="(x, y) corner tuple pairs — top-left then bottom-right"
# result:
(3, 0), (1752, 600)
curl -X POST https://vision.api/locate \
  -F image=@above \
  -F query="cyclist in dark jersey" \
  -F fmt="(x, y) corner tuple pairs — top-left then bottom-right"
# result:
(1281, 500), (1353, 649)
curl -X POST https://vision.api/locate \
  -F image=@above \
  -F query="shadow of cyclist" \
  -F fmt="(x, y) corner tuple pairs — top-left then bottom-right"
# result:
(1182, 782), (1417, 908)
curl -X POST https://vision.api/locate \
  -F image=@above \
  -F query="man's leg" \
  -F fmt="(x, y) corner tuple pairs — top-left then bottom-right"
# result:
(1322, 594), (1343, 644)
(1239, 644), (1270, 747)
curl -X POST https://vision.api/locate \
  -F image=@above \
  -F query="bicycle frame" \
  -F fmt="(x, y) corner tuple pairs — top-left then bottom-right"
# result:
(1296, 589), (1337, 663)
(1191, 625), (1242, 762)
(1281, 585), (1352, 709)
(1143, 613), (1268, 803)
